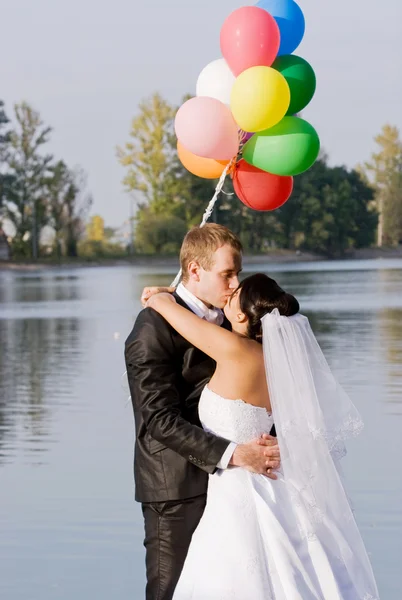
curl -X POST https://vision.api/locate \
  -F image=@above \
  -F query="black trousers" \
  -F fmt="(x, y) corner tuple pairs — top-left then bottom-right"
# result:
(141, 494), (207, 600)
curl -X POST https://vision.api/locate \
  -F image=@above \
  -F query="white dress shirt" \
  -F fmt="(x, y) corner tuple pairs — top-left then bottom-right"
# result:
(176, 283), (224, 325)
(176, 283), (237, 469)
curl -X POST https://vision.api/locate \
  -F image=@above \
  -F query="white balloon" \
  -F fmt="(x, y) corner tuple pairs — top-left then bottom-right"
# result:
(196, 58), (235, 106)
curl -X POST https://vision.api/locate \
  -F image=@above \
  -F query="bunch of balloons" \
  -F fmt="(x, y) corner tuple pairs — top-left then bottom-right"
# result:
(175, 0), (320, 212)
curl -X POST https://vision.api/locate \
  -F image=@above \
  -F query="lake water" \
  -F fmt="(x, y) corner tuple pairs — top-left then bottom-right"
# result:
(0, 259), (401, 599)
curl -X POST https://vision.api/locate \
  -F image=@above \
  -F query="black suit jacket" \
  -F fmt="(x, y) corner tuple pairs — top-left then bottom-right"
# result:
(125, 293), (231, 503)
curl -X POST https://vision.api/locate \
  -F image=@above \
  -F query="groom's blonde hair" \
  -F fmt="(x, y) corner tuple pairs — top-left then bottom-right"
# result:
(180, 224), (242, 283)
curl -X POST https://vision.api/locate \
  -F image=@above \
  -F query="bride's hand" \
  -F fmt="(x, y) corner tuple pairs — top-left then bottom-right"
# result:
(146, 292), (177, 310)
(141, 286), (176, 307)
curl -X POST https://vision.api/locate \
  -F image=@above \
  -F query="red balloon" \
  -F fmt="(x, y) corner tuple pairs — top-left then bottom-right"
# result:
(233, 161), (293, 211)
(220, 7), (280, 77)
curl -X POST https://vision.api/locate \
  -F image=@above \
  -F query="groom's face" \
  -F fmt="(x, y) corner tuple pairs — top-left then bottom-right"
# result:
(198, 244), (242, 309)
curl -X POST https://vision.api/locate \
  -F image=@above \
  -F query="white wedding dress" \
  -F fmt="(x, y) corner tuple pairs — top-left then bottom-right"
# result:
(173, 386), (379, 600)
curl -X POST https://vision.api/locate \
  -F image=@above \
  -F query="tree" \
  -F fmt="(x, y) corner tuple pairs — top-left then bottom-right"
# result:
(383, 163), (402, 245)
(217, 177), (282, 253)
(135, 212), (187, 254)
(362, 125), (402, 246)
(0, 100), (13, 213)
(274, 157), (377, 256)
(170, 167), (217, 227)
(0, 101), (10, 166)
(275, 155), (329, 249)
(45, 161), (93, 258)
(62, 167), (93, 257)
(117, 93), (179, 214)
(3, 102), (53, 258)
(117, 93), (220, 250)
(301, 170), (376, 256)
(46, 160), (73, 257)
(104, 226), (116, 241)
(118, 92), (378, 257)
(0, 100), (10, 152)
(87, 215), (105, 241)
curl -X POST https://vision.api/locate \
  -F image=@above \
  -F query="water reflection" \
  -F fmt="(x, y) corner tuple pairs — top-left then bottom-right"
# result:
(0, 268), (86, 465)
(0, 318), (83, 465)
(0, 260), (401, 599)
(378, 308), (402, 414)
(0, 274), (80, 304)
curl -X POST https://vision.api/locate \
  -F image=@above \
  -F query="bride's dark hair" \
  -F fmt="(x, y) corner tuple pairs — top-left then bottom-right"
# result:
(236, 273), (299, 343)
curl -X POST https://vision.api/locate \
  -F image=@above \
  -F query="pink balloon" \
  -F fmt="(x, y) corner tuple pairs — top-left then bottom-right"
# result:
(175, 97), (239, 161)
(220, 7), (280, 77)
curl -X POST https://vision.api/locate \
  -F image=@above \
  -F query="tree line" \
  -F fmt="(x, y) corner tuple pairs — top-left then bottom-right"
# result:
(0, 100), (92, 259)
(1, 94), (401, 261)
(118, 93), (402, 257)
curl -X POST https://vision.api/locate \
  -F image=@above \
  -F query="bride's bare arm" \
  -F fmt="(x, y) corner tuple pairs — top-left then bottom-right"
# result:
(147, 293), (280, 478)
(146, 293), (242, 362)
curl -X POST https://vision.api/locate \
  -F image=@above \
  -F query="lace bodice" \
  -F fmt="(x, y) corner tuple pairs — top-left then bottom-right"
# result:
(199, 386), (274, 444)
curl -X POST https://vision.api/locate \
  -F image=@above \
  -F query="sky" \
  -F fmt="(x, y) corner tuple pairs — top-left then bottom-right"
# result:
(1, 0), (401, 228)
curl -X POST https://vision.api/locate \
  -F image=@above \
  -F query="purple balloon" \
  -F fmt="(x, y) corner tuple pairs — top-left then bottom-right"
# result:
(240, 130), (254, 143)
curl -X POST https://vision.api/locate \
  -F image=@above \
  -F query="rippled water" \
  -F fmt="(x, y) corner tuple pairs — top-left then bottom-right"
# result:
(0, 260), (401, 599)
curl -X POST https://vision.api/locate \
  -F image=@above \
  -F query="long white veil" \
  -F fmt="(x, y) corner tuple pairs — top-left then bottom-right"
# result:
(262, 309), (379, 598)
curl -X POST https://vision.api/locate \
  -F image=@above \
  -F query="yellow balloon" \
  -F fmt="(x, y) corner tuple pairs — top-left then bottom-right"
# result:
(231, 66), (291, 133)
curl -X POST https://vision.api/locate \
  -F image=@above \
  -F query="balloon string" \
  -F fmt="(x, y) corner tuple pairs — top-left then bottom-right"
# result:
(238, 129), (249, 151)
(170, 157), (235, 288)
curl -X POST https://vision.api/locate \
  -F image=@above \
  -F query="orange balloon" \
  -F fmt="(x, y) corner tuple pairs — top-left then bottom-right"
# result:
(177, 142), (229, 179)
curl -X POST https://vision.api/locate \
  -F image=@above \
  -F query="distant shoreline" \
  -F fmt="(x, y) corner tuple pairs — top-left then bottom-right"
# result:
(1, 247), (402, 272)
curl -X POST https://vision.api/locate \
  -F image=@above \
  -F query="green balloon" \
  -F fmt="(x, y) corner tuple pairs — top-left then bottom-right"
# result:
(243, 116), (320, 177)
(272, 55), (316, 115)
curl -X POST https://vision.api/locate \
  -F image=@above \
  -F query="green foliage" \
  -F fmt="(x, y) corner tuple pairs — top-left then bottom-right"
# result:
(119, 92), (378, 258)
(275, 160), (376, 256)
(361, 125), (402, 246)
(104, 227), (116, 241)
(117, 93), (178, 213)
(135, 212), (188, 254)
(7, 237), (31, 258)
(0, 100), (93, 260)
(118, 92), (221, 247)
(4, 102), (53, 257)
(46, 160), (73, 258)
(78, 239), (128, 259)
(0, 100), (13, 211)
(383, 165), (402, 245)
(1, 92), (388, 262)
(217, 159), (376, 257)
(61, 167), (93, 257)
(0, 100), (11, 164)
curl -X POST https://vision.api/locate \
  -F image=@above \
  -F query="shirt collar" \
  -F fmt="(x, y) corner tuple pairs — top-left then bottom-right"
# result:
(176, 283), (224, 324)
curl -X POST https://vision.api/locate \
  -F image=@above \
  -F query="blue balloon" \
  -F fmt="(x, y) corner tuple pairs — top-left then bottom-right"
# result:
(256, 0), (305, 56)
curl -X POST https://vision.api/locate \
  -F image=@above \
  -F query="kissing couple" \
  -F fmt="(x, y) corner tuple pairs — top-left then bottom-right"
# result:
(125, 224), (379, 599)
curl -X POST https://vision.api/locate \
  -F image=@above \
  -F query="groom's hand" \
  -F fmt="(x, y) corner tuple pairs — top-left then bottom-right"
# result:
(230, 434), (280, 480)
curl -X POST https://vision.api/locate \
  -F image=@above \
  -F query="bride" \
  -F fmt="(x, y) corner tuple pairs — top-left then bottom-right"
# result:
(146, 273), (379, 600)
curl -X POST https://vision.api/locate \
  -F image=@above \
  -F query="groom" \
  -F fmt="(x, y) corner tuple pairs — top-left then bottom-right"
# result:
(125, 224), (280, 600)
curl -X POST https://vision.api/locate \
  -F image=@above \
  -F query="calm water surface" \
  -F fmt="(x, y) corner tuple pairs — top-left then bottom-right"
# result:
(0, 259), (401, 599)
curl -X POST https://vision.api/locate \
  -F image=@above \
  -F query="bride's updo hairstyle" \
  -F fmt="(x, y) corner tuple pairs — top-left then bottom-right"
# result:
(237, 274), (299, 343)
